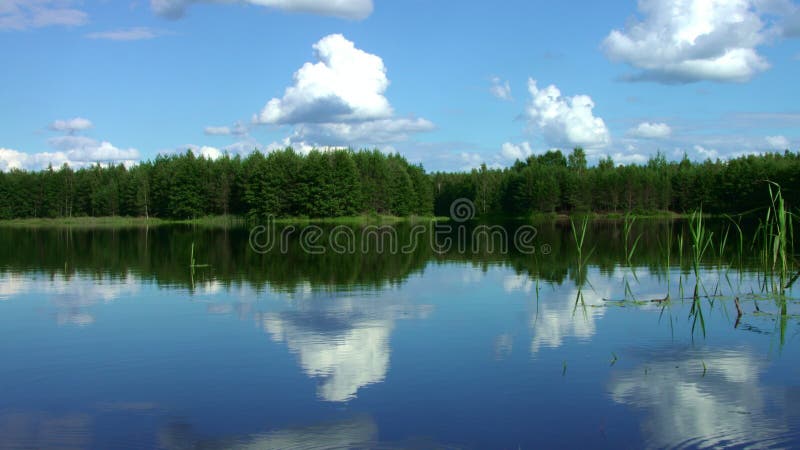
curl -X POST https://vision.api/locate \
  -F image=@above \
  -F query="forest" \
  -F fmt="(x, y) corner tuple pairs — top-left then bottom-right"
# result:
(0, 148), (433, 220)
(434, 148), (799, 217)
(0, 147), (797, 220)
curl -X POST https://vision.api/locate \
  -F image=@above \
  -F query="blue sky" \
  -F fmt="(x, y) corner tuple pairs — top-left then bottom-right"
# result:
(1, 0), (799, 171)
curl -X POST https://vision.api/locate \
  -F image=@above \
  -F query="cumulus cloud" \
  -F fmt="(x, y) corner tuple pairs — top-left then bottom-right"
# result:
(0, 143), (138, 171)
(0, 0), (88, 30)
(766, 134), (790, 149)
(191, 145), (223, 160)
(151, 0), (373, 20)
(603, 0), (774, 83)
(1, 122), (139, 171)
(758, 0), (800, 37)
(456, 152), (504, 171)
(226, 139), (280, 155)
(290, 117), (434, 145)
(256, 34), (391, 125)
(500, 141), (533, 161)
(0, 148), (28, 171)
(170, 138), (280, 160)
(693, 144), (720, 160)
(525, 78), (610, 149)
(666, 141), (763, 162)
(628, 121), (672, 138)
(49, 117), (92, 133)
(169, 144), (229, 160)
(608, 151), (649, 165)
(253, 34), (433, 146)
(48, 135), (139, 164)
(85, 27), (165, 41)
(490, 77), (513, 101)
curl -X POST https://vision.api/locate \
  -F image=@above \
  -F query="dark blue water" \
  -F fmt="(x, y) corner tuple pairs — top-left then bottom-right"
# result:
(0, 225), (799, 448)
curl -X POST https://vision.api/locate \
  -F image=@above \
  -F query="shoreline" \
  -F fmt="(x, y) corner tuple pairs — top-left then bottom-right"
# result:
(0, 210), (750, 228)
(0, 215), (449, 228)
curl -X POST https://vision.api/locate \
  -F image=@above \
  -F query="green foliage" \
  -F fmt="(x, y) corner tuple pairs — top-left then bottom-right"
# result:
(431, 149), (800, 217)
(2, 147), (799, 221)
(0, 147), (433, 220)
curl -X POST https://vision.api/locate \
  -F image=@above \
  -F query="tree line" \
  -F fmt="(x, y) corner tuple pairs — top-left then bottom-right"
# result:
(0, 146), (797, 220)
(432, 148), (799, 217)
(0, 148), (434, 220)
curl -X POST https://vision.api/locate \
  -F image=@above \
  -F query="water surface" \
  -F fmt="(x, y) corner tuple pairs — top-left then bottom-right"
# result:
(0, 221), (798, 448)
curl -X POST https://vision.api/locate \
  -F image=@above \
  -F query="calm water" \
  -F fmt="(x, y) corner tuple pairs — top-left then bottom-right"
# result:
(0, 221), (799, 449)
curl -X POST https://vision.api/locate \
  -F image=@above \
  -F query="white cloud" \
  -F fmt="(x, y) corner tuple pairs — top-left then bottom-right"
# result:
(85, 27), (165, 41)
(0, 0), (88, 30)
(628, 122), (672, 138)
(0, 133), (139, 172)
(525, 78), (610, 149)
(608, 151), (648, 165)
(253, 34), (433, 147)
(603, 0), (773, 83)
(186, 145), (223, 160)
(172, 138), (280, 159)
(766, 134), (790, 149)
(0, 148), (28, 171)
(255, 34), (392, 125)
(204, 122), (248, 136)
(47, 135), (139, 162)
(459, 152), (484, 170)
(762, 0), (800, 37)
(694, 144), (720, 159)
(49, 117), (92, 133)
(226, 139), (279, 155)
(291, 117), (434, 145)
(151, 0), (373, 20)
(500, 141), (533, 161)
(490, 77), (513, 101)
(456, 152), (503, 171)
(203, 126), (232, 136)
(670, 143), (762, 162)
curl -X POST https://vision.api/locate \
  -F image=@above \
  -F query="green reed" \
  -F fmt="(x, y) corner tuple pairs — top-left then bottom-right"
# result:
(723, 214), (745, 270)
(688, 209), (712, 337)
(570, 216), (595, 279)
(689, 209), (713, 281)
(623, 213), (642, 266)
(571, 216), (595, 314)
(752, 182), (795, 295)
(571, 216), (588, 264)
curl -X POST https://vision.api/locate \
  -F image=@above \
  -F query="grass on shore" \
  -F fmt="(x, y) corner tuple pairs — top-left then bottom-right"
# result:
(0, 215), (243, 228)
(270, 214), (448, 225)
(521, 210), (685, 222)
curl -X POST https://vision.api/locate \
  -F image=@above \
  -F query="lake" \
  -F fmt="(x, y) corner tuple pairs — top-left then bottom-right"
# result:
(0, 219), (798, 449)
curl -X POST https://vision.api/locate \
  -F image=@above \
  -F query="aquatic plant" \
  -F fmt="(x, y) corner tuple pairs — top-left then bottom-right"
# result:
(752, 182), (796, 298)
(623, 213), (642, 266)
(688, 209), (712, 337)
